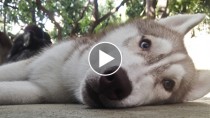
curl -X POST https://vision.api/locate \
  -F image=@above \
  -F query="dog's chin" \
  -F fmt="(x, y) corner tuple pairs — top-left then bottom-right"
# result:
(81, 76), (120, 108)
(82, 82), (104, 108)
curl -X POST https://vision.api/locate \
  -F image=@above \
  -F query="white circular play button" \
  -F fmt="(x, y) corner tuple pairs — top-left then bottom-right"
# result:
(88, 42), (122, 76)
(99, 50), (115, 68)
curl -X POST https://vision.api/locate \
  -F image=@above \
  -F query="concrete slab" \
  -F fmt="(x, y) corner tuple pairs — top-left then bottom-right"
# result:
(0, 98), (209, 118)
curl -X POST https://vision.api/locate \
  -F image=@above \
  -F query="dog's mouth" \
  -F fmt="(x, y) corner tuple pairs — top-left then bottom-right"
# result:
(82, 67), (132, 108)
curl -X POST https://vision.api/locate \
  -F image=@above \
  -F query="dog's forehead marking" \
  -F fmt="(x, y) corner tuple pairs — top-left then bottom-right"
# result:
(101, 24), (138, 44)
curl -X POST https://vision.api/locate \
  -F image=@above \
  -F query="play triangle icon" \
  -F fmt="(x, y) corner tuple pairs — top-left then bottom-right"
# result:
(99, 50), (114, 68)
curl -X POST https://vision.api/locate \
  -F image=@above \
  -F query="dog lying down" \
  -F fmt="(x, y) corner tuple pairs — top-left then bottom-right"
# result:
(0, 14), (209, 108)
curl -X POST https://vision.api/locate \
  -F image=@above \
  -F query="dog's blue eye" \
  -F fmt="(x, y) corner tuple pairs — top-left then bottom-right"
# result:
(139, 37), (151, 49)
(162, 79), (175, 92)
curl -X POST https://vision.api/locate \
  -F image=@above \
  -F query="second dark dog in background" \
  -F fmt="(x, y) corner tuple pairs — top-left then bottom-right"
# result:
(0, 32), (12, 64)
(6, 25), (52, 63)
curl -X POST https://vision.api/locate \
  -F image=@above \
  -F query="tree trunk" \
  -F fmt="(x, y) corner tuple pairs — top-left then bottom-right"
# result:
(31, 2), (36, 24)
(146, 0), (157, 19)
(89, 0), (129, 33)
(35, 0), (62, 40)
(3, 2), (7, 33)
(157, 0), (168, 18)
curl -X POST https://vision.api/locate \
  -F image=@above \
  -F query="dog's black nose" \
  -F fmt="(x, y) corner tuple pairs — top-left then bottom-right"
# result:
(99, 67), (132, 100)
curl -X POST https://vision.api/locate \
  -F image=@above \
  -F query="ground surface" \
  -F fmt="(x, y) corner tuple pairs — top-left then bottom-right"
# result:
(0, 98), (209, 118)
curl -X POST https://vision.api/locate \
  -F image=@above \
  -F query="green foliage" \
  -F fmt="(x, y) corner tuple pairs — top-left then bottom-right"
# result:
(126, 0), (145, 18)
(125, 0), (210, 31)
(94, 0), (122, 33)
(168, 0), (210, 15)
(168, 0), (210, 30)
(0, 0), (210, 41)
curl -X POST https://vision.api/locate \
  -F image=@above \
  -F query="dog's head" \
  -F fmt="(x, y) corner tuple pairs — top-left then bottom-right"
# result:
(81, 14), (210, 108)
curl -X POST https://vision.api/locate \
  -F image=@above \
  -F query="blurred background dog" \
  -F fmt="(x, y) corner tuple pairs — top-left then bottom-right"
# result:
(0, 32), (12, 64)
(4, 25), (52, 63)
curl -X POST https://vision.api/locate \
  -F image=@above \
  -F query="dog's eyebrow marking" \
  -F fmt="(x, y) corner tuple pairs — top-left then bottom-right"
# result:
(146, 53), (186, 73)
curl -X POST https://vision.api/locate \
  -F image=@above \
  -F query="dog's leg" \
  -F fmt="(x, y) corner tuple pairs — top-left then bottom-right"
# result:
(0, 81), (47, 104)
(0, 59), (31, 81)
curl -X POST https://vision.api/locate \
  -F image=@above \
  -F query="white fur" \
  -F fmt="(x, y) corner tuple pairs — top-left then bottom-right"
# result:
(164, 64), (186, 81)
(0, 81), (44, 104)
(101, 24), (139, 45)
(0, 59), (31, 81)
(157, 14), (206, 34)
(184, 70), (210, 101)
(152, 39), (172, 54)
(147, 35), (173, 55)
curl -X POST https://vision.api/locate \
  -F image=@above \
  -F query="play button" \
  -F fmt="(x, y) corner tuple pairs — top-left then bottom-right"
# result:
(88, 42), (122, 76)
(99, 50), (115, 68)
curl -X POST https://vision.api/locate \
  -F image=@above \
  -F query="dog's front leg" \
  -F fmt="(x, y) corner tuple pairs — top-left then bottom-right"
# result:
(0, 81), (47, 105)
(0, 59), (31, 81)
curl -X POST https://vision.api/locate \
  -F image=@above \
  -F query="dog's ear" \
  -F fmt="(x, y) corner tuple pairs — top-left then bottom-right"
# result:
(184, 70), (210, 101)
(157, 14), (205, 35)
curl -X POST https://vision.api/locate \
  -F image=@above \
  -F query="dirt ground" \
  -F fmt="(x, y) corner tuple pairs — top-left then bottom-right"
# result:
(0, 97), (209, 118)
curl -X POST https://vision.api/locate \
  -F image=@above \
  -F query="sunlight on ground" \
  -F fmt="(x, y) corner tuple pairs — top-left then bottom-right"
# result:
(205, 93), (210, 98)
(184, 31), (210, 98)
(184, 32), (210, 70)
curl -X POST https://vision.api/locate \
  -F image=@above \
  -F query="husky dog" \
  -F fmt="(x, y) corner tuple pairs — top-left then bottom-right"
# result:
(0, 14), (209, 108)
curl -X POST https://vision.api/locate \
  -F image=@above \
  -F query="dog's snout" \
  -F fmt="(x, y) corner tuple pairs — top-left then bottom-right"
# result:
(99, 67), (132, 100)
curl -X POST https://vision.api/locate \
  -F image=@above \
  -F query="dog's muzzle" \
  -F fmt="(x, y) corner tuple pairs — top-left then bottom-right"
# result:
(84, 67), (132, 107)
